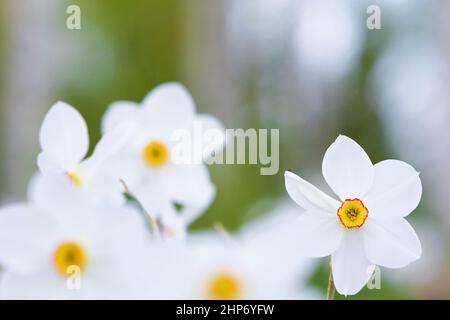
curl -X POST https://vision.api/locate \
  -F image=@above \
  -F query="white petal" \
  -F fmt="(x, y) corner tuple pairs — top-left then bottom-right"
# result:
(37, 153), (62, 175)
(98, 146), (145, 191)
(90, 205), (151, 251)
(0, 269), (69, 299)
(79, 122), (135, 179)
(101, 101), (139, 134)
(0, 204), (55, 273)
(284, 171), (340, 212)
(159, 210), (188, 237)
(31, 174), (93, 229)
(363, 160), (422, 218)
(132, 178), (174, 218)
(131, 183), (187, 237)
(141, 82), (196, 138)
(82, 170), (126, 206)
(363, 217), (422, 268)
(322, 135), (374, 200)
(332, 231), (375, 296)
(39, 102), (89, 172)
(161, 163), (215, 223)
(280, 209), (343, 257)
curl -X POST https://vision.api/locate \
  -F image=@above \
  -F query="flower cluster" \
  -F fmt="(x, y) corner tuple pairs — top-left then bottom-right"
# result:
(0, 83), (314, 299)
(0, 83), (422, 299)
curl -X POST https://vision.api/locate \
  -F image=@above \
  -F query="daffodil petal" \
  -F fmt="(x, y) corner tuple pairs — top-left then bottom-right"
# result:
(0, 204), (55, 274)
(39, 102), (89, 172)
(322, 135), (374, 200)
(284, 171), (340, 212)
(363, 160), (422, 218)
(132, 179), (174, 218)
(101, 101), (139, 134)
(31, 174), (92, 228)
(283, 209), (343, 257)
(37, 153), (63, 175)
(161, 163), (215, 224)
(0, 269), (71, 299)
(363, 217), (422, 268)
(332, 230), (375, 296)
(132, 182), (187, 236)
(141, 82), (196, 138)
(79, 122), (135, 179)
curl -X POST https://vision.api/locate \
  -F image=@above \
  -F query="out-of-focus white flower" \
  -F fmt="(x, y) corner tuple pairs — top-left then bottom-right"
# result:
(284, 135), (422, 296)
(294, 0), (362, 79)
(101, 83), (225, 234)
(161, 218), (318, 300)
(38, 101), (133, 205)
(237, 202), (320, 299)
(0, 175), (151, 299)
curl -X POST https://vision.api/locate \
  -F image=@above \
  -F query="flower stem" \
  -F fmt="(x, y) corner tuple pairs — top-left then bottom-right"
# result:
(326, 263), (335, 300)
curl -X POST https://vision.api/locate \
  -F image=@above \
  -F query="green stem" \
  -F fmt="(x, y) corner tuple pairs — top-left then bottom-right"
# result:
(326, 264), (335, 300)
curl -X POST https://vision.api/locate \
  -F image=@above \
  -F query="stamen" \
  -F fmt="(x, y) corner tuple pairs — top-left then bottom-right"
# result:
(65, 171), (83, 187)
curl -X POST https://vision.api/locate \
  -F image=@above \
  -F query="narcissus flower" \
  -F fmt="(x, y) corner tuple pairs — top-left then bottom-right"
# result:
(284, 135), (422, 296)
(161, 213), (317, 300)
(38, 102), (133, 205)
(101, 83), (225, 234)
(0, 176), (151, 299)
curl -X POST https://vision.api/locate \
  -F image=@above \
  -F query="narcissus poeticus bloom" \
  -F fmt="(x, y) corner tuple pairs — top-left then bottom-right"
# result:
(38, 102), (133, 205)
(101, 83), (225, 234)
(158, 228), (317, 300)
(0, 176), (151, 299)
(284, 135), (422, 296)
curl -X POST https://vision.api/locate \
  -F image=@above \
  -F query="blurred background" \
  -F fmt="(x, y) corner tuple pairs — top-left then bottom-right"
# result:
(0, 0), (449, 299)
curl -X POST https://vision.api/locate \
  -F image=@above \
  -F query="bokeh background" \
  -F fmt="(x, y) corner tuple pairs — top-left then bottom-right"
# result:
(0, 0), (449, 299)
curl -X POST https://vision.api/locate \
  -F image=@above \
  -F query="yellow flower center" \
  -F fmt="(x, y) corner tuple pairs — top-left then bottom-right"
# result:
(53, 241), (87, 276)
(206, 272), (242, 300)
(337, 198), (369, 229)
(65, 170), (83, 187)
(142, 141), (169, 167)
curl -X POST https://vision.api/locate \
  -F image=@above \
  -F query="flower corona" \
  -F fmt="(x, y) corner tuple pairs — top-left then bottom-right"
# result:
(53, 241), (87, 276)
(206, 272), (242, 300)
(337, 199), (368, 229)
(142, 141), (169, 167)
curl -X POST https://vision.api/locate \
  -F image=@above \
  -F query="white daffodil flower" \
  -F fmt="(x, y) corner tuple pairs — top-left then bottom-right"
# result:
(160, 226), (317, 300)
(101, 82), (225, 234)
(38, 101), (133, 205)
(284, 135), (422, 296)
(0, 175), (152, 299)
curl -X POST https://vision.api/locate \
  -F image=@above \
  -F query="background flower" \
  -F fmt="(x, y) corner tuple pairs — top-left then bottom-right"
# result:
(101, 83), (225, 234)
(158, 229), (317, 300)
(38, 101), (133, 205)
(0, 175), (152, 299)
